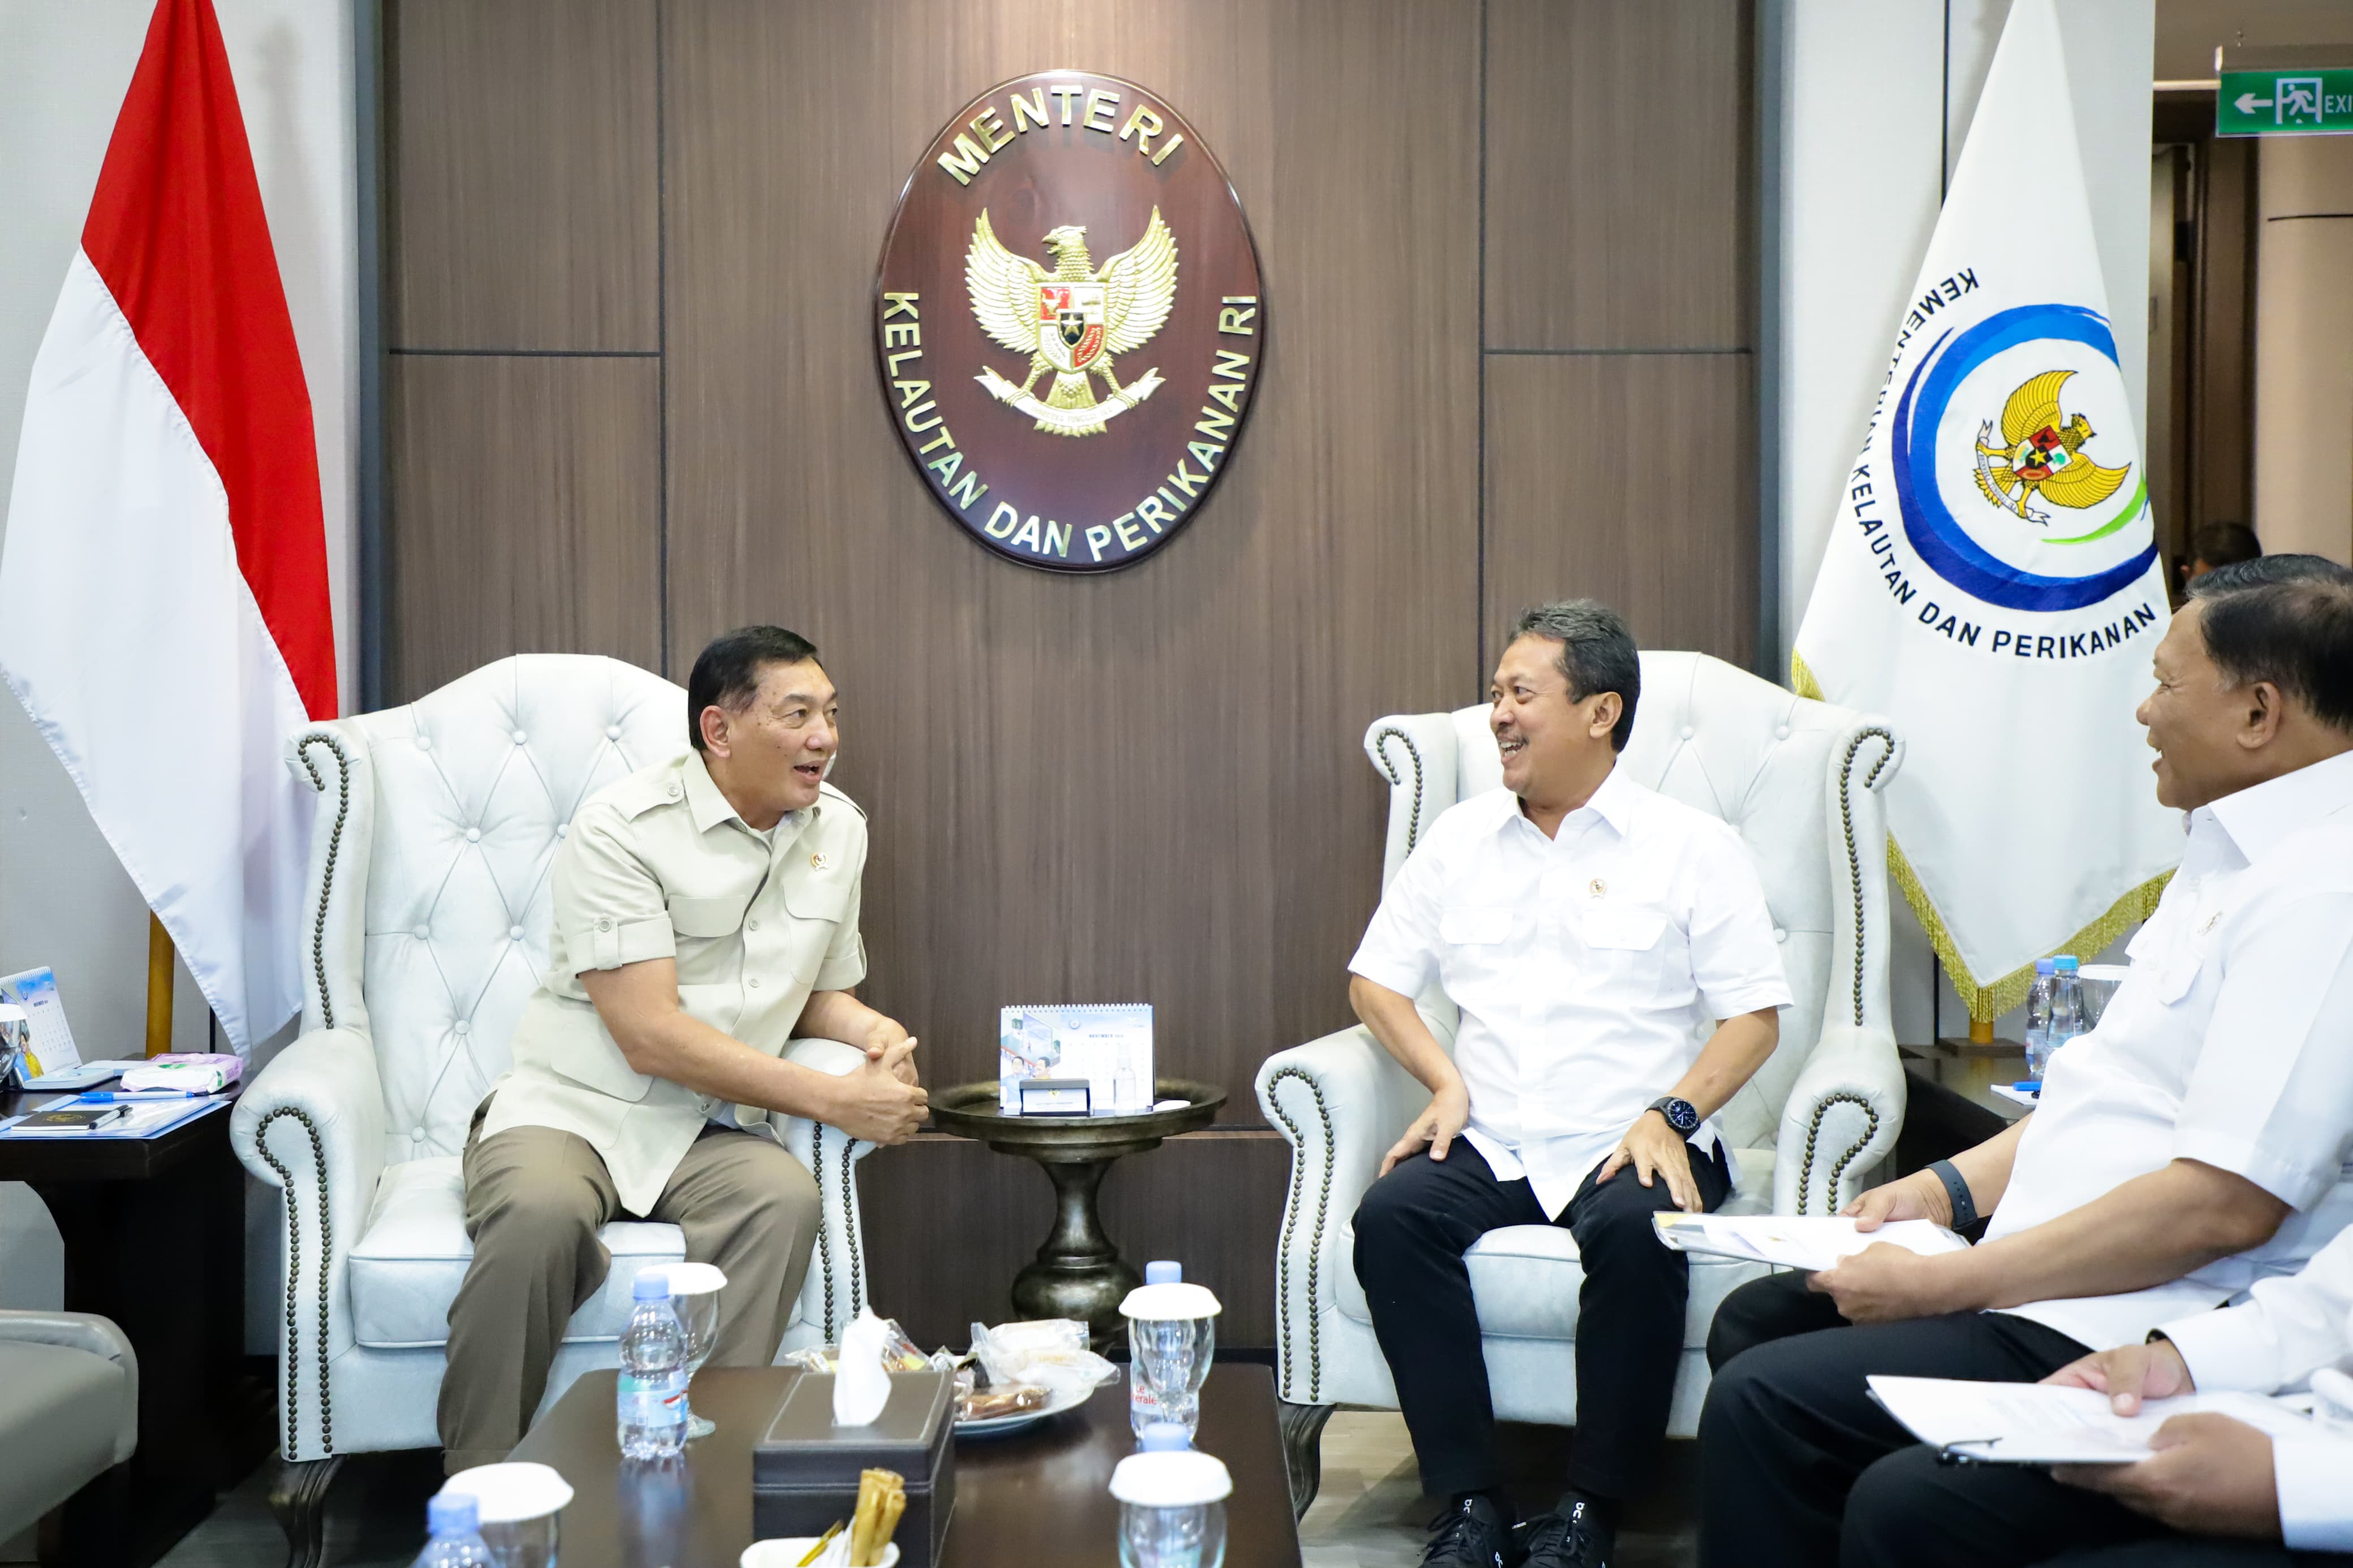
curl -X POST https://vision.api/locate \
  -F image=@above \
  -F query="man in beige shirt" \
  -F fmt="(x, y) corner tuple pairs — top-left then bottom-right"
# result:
(438, 625), (929, 1470)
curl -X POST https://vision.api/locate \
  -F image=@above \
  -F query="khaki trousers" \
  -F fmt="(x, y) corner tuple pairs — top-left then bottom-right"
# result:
(438, 1109), (820, 1472)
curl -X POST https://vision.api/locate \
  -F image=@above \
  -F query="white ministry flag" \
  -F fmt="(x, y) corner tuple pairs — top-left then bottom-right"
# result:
(1792, 0), (2178, 1021)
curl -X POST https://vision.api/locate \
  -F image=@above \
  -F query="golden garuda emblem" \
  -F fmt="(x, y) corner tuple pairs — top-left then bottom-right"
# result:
(966, 208), (1178, 437)
(1972, 369), (2130, 525)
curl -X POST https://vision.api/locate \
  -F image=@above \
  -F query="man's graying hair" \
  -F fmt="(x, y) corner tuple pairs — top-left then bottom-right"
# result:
(2186, 554), (2353, 736)
(1510, 599), (1641, 752)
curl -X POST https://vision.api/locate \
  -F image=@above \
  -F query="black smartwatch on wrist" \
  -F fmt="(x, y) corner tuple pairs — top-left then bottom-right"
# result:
(1647, 1095), (1701, 1135)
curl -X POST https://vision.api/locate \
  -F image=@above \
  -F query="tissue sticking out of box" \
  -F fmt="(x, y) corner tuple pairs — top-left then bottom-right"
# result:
(833, 1309), (894, 1427)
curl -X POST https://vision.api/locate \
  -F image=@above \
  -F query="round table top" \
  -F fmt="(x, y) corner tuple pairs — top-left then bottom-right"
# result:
(928, 1078), (1226, 1159)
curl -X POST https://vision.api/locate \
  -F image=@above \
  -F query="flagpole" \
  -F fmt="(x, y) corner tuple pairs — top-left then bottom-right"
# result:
(145, 912), (174, 1057)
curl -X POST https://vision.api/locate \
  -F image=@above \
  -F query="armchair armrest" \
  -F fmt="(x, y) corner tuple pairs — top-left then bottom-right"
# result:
(0, 1311), (137, 1463)
(1774, 1020), (1907, 1217)
(771, 1037), (877, 1342)
(230, 1026), (386, 1461)
(1256, 1025), (1424, 1403)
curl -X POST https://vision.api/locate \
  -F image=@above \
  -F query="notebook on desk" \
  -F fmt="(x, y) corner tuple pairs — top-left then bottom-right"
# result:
(0, 1092), (227, 1139)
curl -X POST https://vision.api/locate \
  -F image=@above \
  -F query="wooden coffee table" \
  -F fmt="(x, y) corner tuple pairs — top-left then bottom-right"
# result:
(510, 1361), (1301, 1566)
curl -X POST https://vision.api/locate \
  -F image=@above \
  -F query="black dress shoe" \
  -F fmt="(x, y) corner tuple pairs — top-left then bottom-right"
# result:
(1517, 1498), (1614, 1568)
(1420, 1493), (1518, 1568)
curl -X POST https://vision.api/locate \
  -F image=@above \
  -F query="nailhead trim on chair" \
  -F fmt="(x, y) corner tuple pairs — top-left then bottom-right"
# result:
(255, 1107), (335, 1456)
(1837, 728), (1898, 1029)
(1796, 1091), (1882, 1217)
(811, 1122), (837, 1340)
(1369, 728), (1428, 856)
(1264, 1067), (1334, 1404)
(292, 734), (356, 1032)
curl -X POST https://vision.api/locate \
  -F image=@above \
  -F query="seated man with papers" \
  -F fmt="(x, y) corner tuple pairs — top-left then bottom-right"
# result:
(2029, 1216), (2353, 1561)
(1696, 558), (2353, 1568)
(1347, 601), (1793, 1568)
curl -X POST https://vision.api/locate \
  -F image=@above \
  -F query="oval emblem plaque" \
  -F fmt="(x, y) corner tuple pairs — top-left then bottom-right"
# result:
(874, 72), (1265, 572)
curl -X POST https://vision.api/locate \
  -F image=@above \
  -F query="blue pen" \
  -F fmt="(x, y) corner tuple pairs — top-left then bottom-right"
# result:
(80, 1090), (209, 1102)
(2010, 1080), (2041, 1092)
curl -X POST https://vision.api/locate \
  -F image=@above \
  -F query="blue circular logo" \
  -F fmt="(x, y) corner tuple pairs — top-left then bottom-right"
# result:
(1890, 304), (2157, 612)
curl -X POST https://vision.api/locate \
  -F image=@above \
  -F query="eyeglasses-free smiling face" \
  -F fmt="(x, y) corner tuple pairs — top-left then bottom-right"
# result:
(2137, 601), (2260, 813)
(700, 659), (838, 826)
(1489, 634), (1619, 806)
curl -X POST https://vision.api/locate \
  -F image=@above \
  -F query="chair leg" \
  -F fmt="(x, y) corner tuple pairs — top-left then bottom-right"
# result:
(41, 1459), (133, 1568)
(267, 1452), (344, 1568)
(1278, 1401), (1337, 1520)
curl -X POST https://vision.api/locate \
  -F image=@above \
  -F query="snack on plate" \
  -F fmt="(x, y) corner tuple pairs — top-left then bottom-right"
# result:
(958, 1384), (1050, 1423)
(967, 1319), (1119, 1400)
(778, 1316), (936, 1375)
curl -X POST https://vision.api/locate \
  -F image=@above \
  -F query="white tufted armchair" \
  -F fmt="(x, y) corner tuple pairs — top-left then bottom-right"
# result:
(232, 655), (875, 1566)
(1255, 651), (1907, 1514)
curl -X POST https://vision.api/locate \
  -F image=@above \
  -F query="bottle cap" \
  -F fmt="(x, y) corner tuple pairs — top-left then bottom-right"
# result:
(1144, 1260), (1182, 1286)
(427, 1493), (479, 1535)
(441, 1462), (575, 1523)
(1120, 1281), (1223, 1321)
(1139, 1422), (1191, 1452)
(2053, 955), (2079, 971)
(631, 1271), (672, 1302)
(1109, 1449), (1233, 1507)
(2035, 958), (2055, 974)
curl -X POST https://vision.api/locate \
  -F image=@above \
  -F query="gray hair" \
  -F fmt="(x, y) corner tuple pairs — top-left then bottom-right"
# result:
(1509, 599), (1641, 751)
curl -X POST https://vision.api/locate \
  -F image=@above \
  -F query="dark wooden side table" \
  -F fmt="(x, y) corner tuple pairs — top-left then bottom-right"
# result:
(510, 1362), (1302, 1567)
(1896, 1039), (2033, 1184)
(0, 1086), (257, 1566)
(926, 1079), (1225, 1345)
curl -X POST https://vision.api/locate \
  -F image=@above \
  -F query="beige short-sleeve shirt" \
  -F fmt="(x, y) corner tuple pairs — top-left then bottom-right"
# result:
(481, 749), (869, 1213)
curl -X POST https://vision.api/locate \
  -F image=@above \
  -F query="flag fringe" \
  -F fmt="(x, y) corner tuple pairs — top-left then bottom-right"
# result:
(1792, 650), (2171, 1024)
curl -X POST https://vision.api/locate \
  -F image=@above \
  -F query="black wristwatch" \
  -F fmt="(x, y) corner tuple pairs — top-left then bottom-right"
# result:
(1647, 1095), (1701, 1135)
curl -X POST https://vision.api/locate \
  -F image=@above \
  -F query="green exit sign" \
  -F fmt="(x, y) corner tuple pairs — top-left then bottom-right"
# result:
(2217, 68), (2353, 136)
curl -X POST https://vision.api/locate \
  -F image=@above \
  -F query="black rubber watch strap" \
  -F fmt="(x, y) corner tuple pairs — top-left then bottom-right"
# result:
(1927, 1159), (1978, 1230)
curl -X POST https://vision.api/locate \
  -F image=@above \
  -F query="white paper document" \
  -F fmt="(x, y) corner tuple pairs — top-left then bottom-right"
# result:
(1867, 1376), (2318, 1464)
(1652, 1212), (1971, 1272)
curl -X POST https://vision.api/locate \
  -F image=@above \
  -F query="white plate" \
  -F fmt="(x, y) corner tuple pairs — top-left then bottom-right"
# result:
(954, 1380), (1094, 1438)
(740, 1537), (898, 1568)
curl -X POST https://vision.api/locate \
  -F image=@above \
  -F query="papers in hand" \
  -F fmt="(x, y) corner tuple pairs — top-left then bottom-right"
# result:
(1652, 1212), (1970, 1272)
(1867, 1376), (2317, 1465)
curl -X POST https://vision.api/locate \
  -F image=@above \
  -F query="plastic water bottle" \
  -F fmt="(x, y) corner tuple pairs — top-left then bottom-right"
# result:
(617, 1272), (688, 1460)
(1125, 1261), (1220, 1439)
(2046, 955), (2085, 1065)
(412, 1493), (495, 1568)
(1111, 1424), (1230, 1568)
(2023, 957), (2058, 1079)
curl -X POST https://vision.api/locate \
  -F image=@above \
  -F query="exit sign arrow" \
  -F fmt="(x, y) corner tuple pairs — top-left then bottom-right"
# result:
(2233, 92), (2272, 114)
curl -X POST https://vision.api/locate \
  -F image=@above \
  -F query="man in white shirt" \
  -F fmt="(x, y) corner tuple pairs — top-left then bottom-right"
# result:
(2022, 1216), (2353, 1563)
(1349, 601), (1793, 1568)
(1697, 559), (2353, 1568)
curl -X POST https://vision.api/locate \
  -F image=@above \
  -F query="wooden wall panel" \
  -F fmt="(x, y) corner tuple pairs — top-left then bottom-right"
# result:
(659, 0), (1482, 1111)
(1483, 354), (1756, 664)
(386, 0), (659, 351)
(387, 356), (663, 696)
(857, 1132), (1287, 1351)
(1484, 0), (1753, 351)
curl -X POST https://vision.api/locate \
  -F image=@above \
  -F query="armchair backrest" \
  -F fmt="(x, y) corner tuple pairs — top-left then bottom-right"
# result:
(288, 655), (687, 1167)
(1362, 651), (1901, 1150)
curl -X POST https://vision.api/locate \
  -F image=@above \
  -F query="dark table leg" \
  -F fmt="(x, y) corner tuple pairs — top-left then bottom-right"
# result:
(33, 1131), (248, 1567)
(1010, 1156), (1143, 1347)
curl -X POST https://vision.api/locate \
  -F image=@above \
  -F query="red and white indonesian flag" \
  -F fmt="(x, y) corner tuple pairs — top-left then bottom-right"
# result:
(0, 0), (336, 1053)
(1791, 0), (2178, 1021)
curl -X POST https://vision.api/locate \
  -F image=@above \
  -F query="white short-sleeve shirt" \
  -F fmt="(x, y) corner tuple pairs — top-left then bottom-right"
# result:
(1989, 748), (2353, 1352)
(1348, 766), (1794, 1219)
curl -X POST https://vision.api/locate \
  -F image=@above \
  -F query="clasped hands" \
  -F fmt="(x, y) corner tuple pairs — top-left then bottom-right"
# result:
(2040, 1338), (2283, 1540)
(834, 1016), (928, 1146)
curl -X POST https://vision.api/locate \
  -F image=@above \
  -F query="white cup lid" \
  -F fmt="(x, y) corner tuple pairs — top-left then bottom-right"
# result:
(654, 1261), (727, 1294)
(441, 1462), (574, 1522)
(1119, 1282), (1221, 1320)
(1110, 1449), (1232, 1506)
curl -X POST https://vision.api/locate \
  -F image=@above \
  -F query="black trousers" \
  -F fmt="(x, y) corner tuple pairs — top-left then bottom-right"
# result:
(1352, 1135), (1731, 1501)
(1699, 1273), (2353, 1568)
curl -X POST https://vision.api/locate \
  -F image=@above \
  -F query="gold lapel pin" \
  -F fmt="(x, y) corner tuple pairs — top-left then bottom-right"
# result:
(811, 851), (830, 871)
(1589, 878), (1608, 899)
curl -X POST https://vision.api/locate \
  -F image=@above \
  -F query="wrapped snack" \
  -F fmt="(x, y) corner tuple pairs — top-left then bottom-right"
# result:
(779, 1317), (938, 1375)
(958, 1384), (1050, 1423)
(968, 1319), (1119, 1401)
